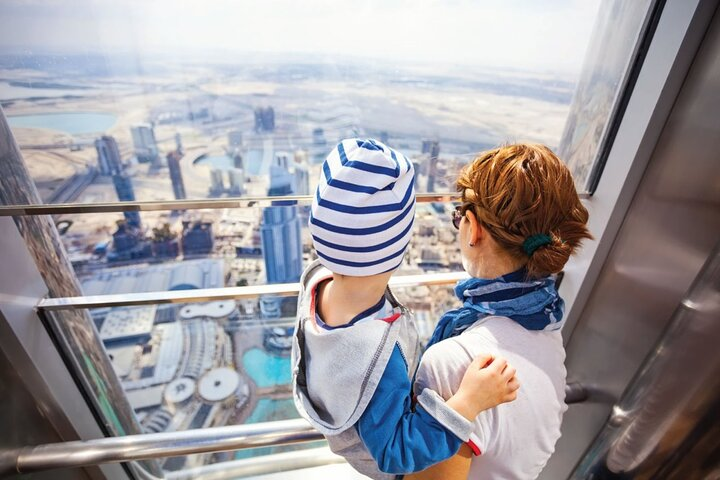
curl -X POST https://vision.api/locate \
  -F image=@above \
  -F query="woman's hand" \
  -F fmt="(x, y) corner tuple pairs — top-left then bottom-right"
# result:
(446, 354), (519, 421)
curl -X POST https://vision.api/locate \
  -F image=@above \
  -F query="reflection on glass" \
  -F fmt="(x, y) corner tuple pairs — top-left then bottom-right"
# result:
(558, 0), (656, 190)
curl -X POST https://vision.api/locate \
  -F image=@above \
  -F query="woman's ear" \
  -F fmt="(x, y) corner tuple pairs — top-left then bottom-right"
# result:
(465, 210), (482, 246)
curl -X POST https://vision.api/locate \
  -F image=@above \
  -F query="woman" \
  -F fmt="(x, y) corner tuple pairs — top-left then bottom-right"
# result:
(407, 144), (592, 480)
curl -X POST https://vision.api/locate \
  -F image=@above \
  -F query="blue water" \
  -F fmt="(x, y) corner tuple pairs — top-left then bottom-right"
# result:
(233, 350), (325, 460)
(245, 398), (298, 424)
(7, 112), (117, 135)
(242, 348), (292, 387)
(235, 398), (324, 460)
(195, 149), (268, 176)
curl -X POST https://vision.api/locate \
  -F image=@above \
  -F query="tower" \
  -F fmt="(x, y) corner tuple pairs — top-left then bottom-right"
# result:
(174, 132), (184, 155)
(228, 168), (245, 196)
(131, 125), (159, 164)
(254, 107), (275, 132)
(422, 140), (440, 192)
(260, 205), (302, 284)
(261, 156), (302, 284)
(228, 130), (243, 149)
(166, 151), (186, 200)
(209, 169), (225, 197)
(293, 162), (310, 196)
(112, 173), (141, 228)
(94, 136), (122, 176)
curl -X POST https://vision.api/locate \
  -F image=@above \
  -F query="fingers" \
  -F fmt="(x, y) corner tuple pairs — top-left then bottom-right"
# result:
(506, 377), (520, 393)
(486, 357), (508, 375)
(470, 353), (494, 370)
(502, 365), (516, 382)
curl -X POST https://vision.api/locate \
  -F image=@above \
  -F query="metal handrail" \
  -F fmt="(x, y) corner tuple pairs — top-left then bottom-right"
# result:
(164, 447), (345, 480)
(37, 271), (470, 311)
(0, 419), (321, 475)
(1, 384), (587, 475)
(0, 192), (591, 217)
(0, 193), (460, 216)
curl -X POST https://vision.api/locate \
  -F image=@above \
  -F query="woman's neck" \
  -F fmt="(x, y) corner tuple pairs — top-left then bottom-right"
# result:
(468, 252), (525, 280)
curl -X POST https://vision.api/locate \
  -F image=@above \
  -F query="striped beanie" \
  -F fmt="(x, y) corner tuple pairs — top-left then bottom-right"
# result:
(309, 138), (416, 276)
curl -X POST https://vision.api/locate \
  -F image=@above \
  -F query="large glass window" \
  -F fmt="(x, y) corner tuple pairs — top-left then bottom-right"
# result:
(0, 0), (658, 477)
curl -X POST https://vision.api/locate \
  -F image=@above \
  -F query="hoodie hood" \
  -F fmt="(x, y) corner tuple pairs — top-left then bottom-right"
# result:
(291, 260), (414, 435)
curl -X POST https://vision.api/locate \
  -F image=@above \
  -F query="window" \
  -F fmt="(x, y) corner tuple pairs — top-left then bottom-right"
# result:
(0, 0), (658, 476)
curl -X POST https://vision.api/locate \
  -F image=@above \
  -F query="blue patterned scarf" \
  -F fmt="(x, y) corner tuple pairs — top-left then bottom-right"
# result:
(425, 268), (564, 350)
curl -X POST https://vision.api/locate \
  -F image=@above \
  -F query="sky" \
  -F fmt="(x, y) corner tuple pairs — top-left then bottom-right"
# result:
(0, 0), (601, 74)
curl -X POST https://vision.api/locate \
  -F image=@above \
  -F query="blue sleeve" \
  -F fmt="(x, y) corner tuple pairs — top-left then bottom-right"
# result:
(356, 345), (463, 474)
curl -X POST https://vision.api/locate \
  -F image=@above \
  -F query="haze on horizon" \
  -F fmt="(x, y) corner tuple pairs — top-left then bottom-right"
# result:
(0, 0), (601, 75)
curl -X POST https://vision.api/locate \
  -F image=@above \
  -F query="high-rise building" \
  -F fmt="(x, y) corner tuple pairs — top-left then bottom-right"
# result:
(95, 136), (122, 176)
(293, 162), (310, 196)
(228, 168), (245, 196)
(254, 107), (275, 132)
(181, 221), (214, 256)
(209, 169), (225, 197)
(131, 125), (159, 164)
(422, 140), (440, 192)
(312, 128), (326, 146)
(311, 128), (328, 164)
(112, 173), (141, 228)
(268, 154), (294, 197)
(260, 205), (302, 284)
(174, 132), (183, 155)
(261, 156), (302, 284)
(166, 152), (186, 200)
(228, 130), (243, 149)
(275, 151), (290, 170)
(233, 153), (243, 170)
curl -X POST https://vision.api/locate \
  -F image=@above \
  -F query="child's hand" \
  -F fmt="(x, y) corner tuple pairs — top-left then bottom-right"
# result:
(446, 354), (520, 421)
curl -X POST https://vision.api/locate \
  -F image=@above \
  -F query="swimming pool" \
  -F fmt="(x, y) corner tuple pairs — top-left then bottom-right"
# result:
(242, 348), (292, 388)
(235, 398), (325, 460)
(245, 398), (298, 424)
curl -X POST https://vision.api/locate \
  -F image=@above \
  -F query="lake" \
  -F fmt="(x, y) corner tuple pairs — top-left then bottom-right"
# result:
(7, 112), (117, 135)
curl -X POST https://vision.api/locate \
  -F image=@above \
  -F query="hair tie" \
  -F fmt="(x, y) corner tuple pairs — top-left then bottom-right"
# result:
(523, 234), (552, 256)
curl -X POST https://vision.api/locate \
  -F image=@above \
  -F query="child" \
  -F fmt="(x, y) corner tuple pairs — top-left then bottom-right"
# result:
(291, 139), (519, 479)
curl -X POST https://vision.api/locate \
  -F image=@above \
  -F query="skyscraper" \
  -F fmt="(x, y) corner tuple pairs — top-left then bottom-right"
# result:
(228, 168), (245, 196)
(112, 173), (141, 228)
(261, 155), (302, 284)
(260, 205), (302, 284)
(228, 130), (243, 149)
(174, 132), (184, 155)
(268, 154), (294, 197)
(293, 162), (310, 196)
(166, 151), (186, 200)
(131, 125), (159, 164)
(254, 107), (275, 132)
(311, 128), (328, 164)
(209, 169), (225, 197)
(422, 140), (440, 192)
(95, 136), (122, 176)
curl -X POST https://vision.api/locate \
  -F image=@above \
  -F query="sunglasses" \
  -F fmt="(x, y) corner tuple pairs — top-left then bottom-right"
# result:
(452, 205), (470, 230)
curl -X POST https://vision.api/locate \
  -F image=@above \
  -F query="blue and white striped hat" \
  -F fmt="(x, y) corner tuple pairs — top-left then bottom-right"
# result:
(309, 138), (416, 276)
